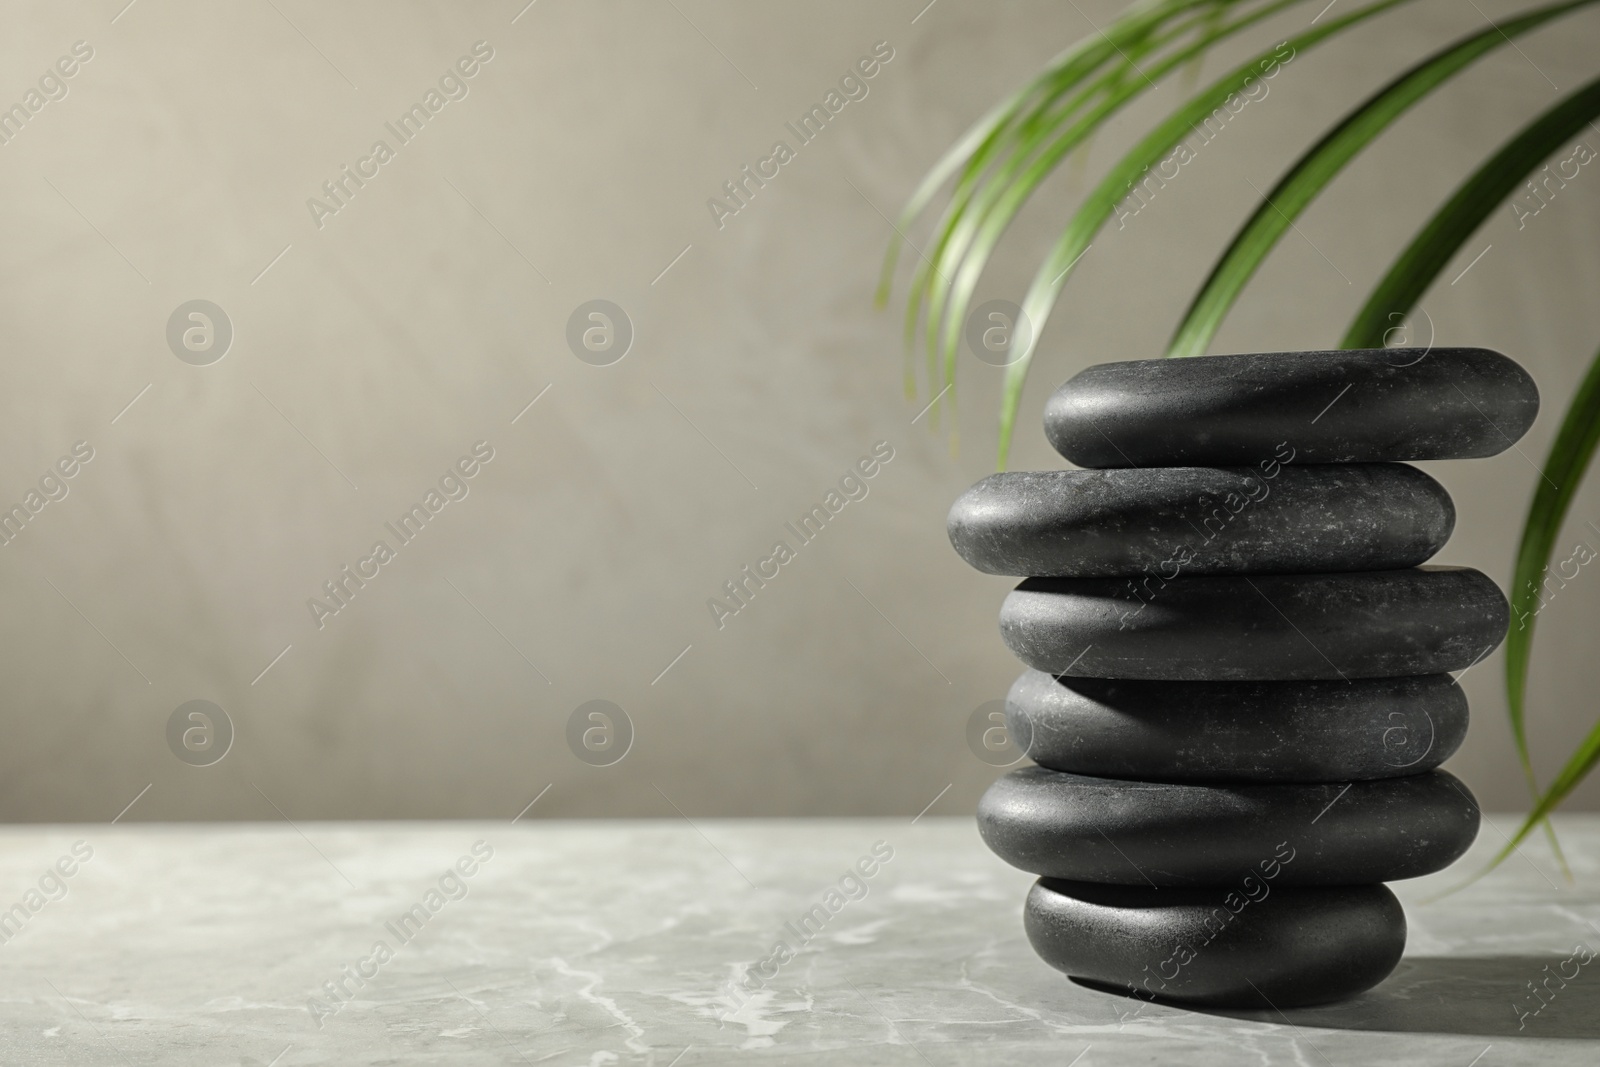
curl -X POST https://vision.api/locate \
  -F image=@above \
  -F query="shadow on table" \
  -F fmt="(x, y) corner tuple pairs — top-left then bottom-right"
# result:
(1195, 956), (1600, 1038)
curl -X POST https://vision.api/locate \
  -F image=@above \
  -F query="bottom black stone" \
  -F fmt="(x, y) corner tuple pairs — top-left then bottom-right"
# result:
(1025, 878), (1405, 1008)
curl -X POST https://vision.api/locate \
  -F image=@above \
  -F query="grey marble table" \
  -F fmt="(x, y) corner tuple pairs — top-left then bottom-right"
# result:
(0, 815), (1594, 1065)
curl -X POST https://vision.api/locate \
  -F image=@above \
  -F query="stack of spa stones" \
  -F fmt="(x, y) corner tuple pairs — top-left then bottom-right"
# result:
(947, 348), (1539, 1008)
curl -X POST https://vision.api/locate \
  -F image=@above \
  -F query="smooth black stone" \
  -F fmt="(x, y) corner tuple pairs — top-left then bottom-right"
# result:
(1044, 347), (1538, 468)
(947, 464), (1454, 577)
(977, 766), (1479, 886)
(1008, 670), (1467, 782)
(999, 566), (1508, 680)
(1025, 878), (1406, 1008)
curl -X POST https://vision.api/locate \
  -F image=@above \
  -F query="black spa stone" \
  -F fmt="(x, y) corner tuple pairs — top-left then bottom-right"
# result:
(1044, 347), (1538, 468)
(1024, 878), (1406, 1009)
(976, 766), (1479, 886)
(947, 464), (1454, 577)
(999, 566), (1508, 680)
(1007, 670), (1466, 782)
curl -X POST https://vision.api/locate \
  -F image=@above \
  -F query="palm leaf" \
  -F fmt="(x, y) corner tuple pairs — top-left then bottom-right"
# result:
(897, 0), (1239, 428)
(1333, 79), (1600, 874)
(884, 20), (1133, 403)
(1166, 0), (1600, 360)
(924, 0), (1305, 437)
(915, 11), (1177, 428)
(878, 1), (1214, 378)
(1476, 344), (1600, 868)
(997, 0), (1416, 467)
(1325, 75), (1600, 870)
(1343, 74), (1600, 347)
(873, 0), (1193, 308)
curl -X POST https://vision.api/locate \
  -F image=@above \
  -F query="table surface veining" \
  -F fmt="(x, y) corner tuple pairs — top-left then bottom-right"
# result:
(0, 815), (1594, 1065)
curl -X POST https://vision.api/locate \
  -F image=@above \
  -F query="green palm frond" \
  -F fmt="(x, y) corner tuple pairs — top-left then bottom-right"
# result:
(883, 0), (1282, 431)
(1484, 345), (1600, 872)
(1344, 73), (1600, 348)
(1001, 0), (1414, 467)
(925, 0), (1305, 441)
(1166, 0), (1600, 359)
(1329, 76), (1600, 873)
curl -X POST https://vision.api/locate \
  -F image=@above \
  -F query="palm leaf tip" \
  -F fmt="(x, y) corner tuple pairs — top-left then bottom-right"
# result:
(892, 0), (1323, 463)
(997, 0), (1421, 461)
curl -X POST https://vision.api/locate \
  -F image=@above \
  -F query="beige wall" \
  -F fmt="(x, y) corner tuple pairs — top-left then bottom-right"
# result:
(1, 0), (1598, 822)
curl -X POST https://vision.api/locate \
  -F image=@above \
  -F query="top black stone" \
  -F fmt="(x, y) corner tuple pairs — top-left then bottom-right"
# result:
(1044, 348), (1538, 468)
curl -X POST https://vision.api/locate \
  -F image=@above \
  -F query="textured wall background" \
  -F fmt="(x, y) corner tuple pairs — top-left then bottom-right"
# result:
(1, 0), (1599, 823)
